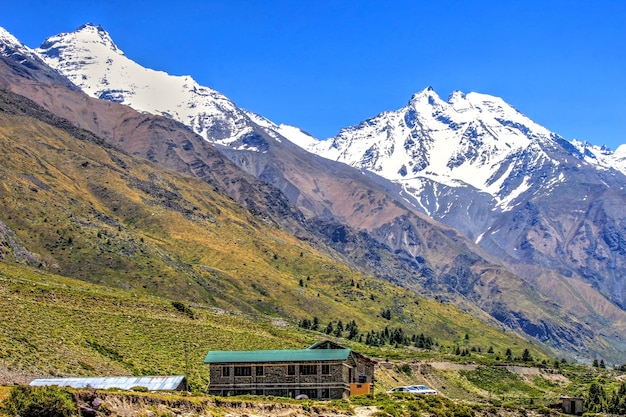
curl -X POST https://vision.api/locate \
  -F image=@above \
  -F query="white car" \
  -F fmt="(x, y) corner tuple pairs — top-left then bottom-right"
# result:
(408, 385), (438, 395)
(387, 386), (420, 394)
(387, 385), (419, 394)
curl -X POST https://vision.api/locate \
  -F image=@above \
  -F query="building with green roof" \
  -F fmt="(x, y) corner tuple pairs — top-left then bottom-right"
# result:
(204, 340), (375, 399)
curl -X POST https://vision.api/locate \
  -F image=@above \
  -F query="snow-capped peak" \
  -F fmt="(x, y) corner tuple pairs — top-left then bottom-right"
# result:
(571, 139), (626, 172)
(448, 90), (466, 102)
(73, 23), (122, 54)
(36, 24), (129, 96)
(0, 26), (24, 49)
(37, 24), (256, 146)
(408, 86), (446, 109)
(38, 23), (123, 67)
(0, 26), (38, 60)
(304, 86), (572, 210)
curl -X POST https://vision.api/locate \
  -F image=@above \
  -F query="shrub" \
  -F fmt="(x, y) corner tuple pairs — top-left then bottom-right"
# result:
(171, 301), (195, 319)
(398, 363), (412, 376)
(1, 385), (77, 417)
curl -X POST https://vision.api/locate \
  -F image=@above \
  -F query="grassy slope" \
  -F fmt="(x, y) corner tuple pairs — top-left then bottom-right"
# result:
(1, 93), (624, 415)
(3, 259), (613, 406)
(0, 97), (559, 392)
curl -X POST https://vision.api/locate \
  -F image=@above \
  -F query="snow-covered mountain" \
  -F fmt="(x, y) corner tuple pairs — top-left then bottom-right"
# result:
(7, 23), (626, 361)
(300, 86), (626, 314)
(570, 139), (626, 173)
(38, 24), (626, 194)
(306, 87), (626, 212)
(0, 26), (35, 59)
(37, 23), (259, 147)
(36, 24), (626, 312)
(35, 23), (330, 154)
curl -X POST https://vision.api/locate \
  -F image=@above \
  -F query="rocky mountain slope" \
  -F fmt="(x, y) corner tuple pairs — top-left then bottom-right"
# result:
(4, 24), (626, 362)
(303, 87), (626, 314)
(0, 63), (555, 391)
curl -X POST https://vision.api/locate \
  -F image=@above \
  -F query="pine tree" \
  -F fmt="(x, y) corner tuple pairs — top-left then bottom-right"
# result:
(616, 383), (626, 414)
(348, 321), (359, 340)
(312, 316), (320, 331)
(586, 382), (607, 413)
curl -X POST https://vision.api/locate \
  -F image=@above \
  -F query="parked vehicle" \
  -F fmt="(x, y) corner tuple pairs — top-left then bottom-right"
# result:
(408, 385), (438, 395)
(387, 386), (420, 394)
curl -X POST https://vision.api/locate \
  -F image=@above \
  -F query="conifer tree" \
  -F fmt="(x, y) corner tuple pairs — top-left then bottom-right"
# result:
(586, 382), (607, 413)
(312, 316), (320, 331)
(347, 320), (359, 339)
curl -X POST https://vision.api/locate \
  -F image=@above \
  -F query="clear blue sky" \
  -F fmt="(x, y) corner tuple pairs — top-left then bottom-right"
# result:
(3, 0), (626, 148)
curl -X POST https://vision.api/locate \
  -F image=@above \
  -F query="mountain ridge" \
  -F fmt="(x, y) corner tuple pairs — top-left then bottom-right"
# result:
(5, 23), (626, 362)
(37, 23), (256, 147)
(299, 83), (626, 312)
(0, 87), (559, 390)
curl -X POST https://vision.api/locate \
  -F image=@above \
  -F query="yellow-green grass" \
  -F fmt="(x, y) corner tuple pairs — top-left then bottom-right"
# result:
(0, 261), (550, 390)
(0, 101), (554, 392)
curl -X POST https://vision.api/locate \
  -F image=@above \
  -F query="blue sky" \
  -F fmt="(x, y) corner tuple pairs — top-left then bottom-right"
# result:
(4, 0), (626, 148)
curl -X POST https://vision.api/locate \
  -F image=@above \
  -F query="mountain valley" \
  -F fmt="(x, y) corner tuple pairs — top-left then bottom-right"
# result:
(1, 21), (626, 376)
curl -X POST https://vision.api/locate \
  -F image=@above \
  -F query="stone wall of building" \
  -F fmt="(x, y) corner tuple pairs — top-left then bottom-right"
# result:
(209, 360), (350, 399)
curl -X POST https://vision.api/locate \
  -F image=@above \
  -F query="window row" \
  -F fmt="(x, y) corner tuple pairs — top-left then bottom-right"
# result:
(223, 364), (332, 376)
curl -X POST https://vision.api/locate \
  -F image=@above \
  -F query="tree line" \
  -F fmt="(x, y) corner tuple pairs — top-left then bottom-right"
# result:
(298, 316), (436, 349)
(585, 381), (626, 414)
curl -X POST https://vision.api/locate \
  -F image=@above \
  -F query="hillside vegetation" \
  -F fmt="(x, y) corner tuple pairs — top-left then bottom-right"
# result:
(0, 90), (554, 386)
(2, 260), (619, 407)
(1, 89), (626, 416)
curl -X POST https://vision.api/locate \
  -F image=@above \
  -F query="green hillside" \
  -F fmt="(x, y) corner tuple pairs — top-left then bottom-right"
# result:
(0, 90), (552, 390)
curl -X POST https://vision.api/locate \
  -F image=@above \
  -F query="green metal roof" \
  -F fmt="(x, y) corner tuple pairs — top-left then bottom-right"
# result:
(204, 348), (351, 364)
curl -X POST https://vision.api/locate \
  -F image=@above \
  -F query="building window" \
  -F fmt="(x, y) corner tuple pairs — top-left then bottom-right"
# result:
(222, 366), (230, 376)
(234, 366), (252, 376)
(321, 388), (330, 399)
(287, 365), (296, 375)
(256, 366), (264, 376)
(300, 364), (317, 375)
(321, 364), (330, 374)
(299, 389), (318, 399)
